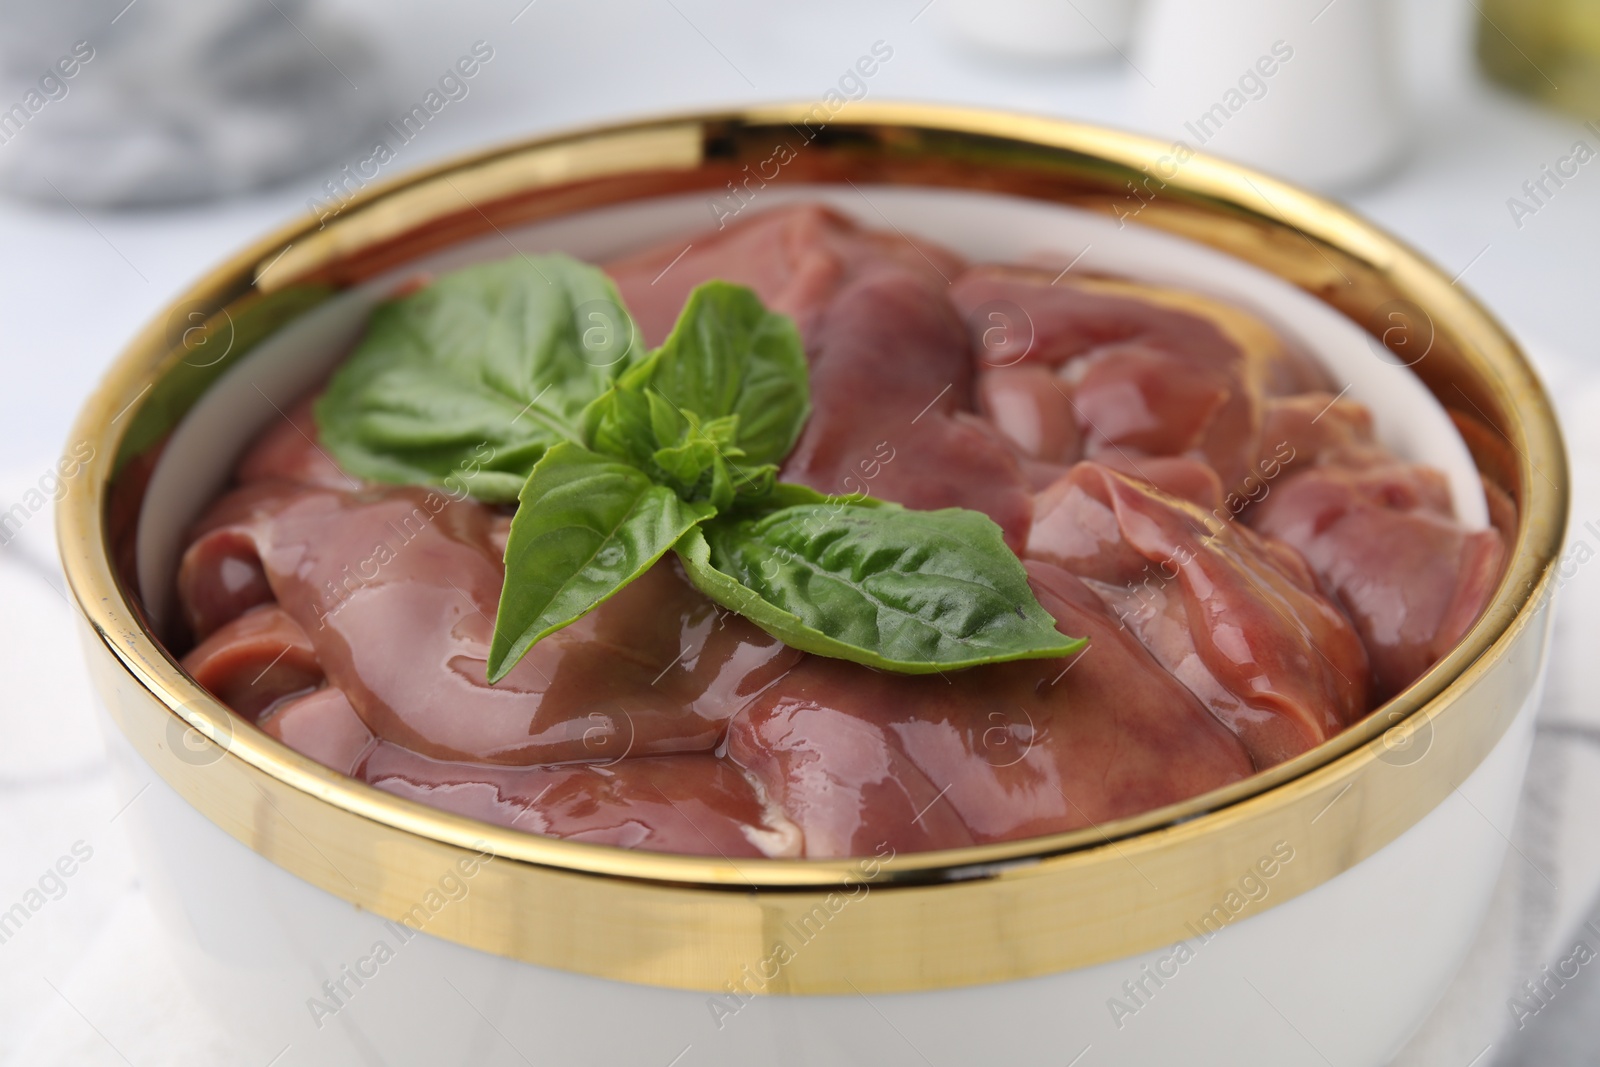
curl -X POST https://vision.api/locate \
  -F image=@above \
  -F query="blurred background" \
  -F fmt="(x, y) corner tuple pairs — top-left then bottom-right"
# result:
(1, 0), (1597, 1063)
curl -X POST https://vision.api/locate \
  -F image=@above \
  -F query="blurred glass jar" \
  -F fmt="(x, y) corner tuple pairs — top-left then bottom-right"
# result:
(1478, 0), (1600, 117)
(0, 0), (390, 208)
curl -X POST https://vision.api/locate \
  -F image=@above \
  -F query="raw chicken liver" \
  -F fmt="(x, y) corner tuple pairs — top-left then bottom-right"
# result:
(172, 204), (1503, 859)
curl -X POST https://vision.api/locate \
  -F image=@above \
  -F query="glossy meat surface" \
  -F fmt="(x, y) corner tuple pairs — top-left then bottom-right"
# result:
(1252, 463), (1505, 700)
(605, 203), (963, 346)
(951, 267), (1327, 494)
(1027, 464), (1370, 766)
(727, 560), (1254, 856)
(169, 204), (1504, 858)
(261, 686), (374, 775)
(780, 268), (1034, 547)
(362, 746), (801, 858)
(182, 604), (323, 720)
(187, 481), (799, 767)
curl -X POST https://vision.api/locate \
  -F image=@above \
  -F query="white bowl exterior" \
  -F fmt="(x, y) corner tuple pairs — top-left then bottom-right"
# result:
(101, 186), (1546, 1065)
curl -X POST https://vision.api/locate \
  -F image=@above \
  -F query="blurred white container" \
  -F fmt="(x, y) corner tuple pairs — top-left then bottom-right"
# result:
(1130, 0), (1407, 191)
(943, 0), (1139, 61)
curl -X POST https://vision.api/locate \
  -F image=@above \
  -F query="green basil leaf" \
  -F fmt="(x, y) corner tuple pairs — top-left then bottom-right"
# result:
(317, 254), (642, 502)
(640, 281), (810, 466)
(488, 442), (715, 682)
(650, 412), (740, 484)
(584, 281), (808, 498)
(675, 491), (1085, 673)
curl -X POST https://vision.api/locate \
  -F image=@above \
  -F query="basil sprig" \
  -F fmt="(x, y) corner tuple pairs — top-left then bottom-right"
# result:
(677, 485), (1083, 672)
(581, 281), (807, 510)
(316, 254), (1086, 682)
(490, 442), (718, 677)
(316, 255), (642, 501)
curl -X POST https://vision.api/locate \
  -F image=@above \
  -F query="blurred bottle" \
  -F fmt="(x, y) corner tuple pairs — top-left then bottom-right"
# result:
(1477, 0), (1600, 118)
(1130, 0), (1408, 193)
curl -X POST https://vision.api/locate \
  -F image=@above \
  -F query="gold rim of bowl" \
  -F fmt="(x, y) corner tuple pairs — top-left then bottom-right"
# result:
(57, 103), (1569, 994)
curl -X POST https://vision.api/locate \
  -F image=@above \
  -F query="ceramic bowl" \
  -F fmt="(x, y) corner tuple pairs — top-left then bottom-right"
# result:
(59, 104), (1567, 1067)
